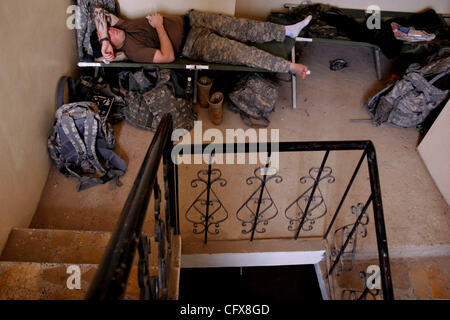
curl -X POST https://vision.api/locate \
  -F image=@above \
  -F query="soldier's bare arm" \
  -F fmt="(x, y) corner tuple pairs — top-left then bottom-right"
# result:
(93, 8), (116, 61)
(103, 9), (120, 27)
(147, 13), (175, 63)
(94, 8), (120, 30)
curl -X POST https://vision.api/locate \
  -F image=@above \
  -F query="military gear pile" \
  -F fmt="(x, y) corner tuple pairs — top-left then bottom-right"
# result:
(365, 49), (450, 128)
(76, 75), (126, 124)
(269, 5), (448, 59)
(228, 73), (278, 128)
(268, 4), (352, 41)
(48, 100), (127, 192)
(120, 69), (197, 132)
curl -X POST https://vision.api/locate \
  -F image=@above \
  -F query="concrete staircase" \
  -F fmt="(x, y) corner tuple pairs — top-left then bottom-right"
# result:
(0, 227), (181, 300)
(0, 123), (182, 300)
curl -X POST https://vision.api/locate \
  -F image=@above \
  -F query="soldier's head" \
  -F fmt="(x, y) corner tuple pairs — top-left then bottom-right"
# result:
(107, 27), (126, 49)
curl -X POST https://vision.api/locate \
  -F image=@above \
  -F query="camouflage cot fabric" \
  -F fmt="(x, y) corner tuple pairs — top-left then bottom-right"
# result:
(365, 55), (450, 128)
(182, 11), (291, 73)
(122, 69), (197, 132)
(76, 0), (117, 60)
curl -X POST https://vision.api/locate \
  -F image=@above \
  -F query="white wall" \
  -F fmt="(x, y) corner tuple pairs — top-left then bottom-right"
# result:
(417, 101), (450, 206)
(235, 0), (450, 19)
(117, 0), (236, 19)
(0, 0), (78, 251)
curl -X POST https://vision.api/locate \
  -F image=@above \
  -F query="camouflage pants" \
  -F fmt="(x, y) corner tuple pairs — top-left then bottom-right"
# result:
(182, 10), (291, 73)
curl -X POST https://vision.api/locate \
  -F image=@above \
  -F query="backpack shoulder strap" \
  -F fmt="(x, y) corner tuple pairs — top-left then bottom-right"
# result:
(429, 70), (450, 85)
(84, 112), (107, 174)
(60, 109), (90, 171)
(57, 76), (77, 109)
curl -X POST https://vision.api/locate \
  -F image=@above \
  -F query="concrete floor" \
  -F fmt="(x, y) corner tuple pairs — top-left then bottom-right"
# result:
(337, 255), (450, 300)
(31, 42), (449, 288)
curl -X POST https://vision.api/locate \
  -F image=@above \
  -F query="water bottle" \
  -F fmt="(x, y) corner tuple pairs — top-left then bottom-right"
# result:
(185, 76), (193, 103)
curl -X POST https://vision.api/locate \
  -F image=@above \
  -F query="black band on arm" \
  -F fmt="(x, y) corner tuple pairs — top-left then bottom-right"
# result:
(99, 37), (110, 45)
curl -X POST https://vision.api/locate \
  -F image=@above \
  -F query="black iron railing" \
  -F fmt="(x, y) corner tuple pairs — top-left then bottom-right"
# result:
(86, 114), (393, 300)
(86, 114), (179, 300)
(177, 141), (394, 300)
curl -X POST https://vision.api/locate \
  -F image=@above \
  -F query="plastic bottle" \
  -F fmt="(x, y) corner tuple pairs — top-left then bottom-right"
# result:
(185, 76), (193, 103)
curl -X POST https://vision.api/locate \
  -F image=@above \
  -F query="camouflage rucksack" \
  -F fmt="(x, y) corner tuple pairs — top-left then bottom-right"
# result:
(365, 53), (449, 128)
(48, 78), (127, 191)
(228, 73), (278, 128)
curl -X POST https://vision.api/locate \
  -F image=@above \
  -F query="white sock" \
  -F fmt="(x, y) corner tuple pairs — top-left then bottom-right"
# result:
(285, 15), (312, 38)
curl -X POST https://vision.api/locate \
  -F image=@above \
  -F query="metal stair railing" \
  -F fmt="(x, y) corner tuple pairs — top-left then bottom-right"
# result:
(86, 114), (179, 300)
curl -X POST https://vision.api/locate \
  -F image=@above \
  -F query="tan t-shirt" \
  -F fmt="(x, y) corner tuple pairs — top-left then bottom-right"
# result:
(116, 16), (184, 63)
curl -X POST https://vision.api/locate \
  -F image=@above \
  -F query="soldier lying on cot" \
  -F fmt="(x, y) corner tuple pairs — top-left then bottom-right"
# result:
(93, 9), (311, 79)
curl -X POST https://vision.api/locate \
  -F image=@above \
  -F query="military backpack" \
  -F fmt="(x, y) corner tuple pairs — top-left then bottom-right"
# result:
(48, 76), (127, 191)
(365, 51), (449, 128)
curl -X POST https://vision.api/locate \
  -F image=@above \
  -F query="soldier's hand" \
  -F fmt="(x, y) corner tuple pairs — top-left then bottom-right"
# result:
(101, 40), (115, 62)
(147, 13), (163, 29)
(300, 65), (308, 80)
(289, 63), (309, 80)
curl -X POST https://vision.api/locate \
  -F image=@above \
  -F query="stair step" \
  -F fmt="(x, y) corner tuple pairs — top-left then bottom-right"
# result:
(30, 205), (154, 233)
(0, 228), (112, 265)
(0, 228), (158, 266)
(0, 228), (180, 300)
(0, 261), (157, 300)
(30, 206), (139, 233)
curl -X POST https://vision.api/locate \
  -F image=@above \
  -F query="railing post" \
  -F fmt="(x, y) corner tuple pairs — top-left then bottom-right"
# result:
(324, 150), (367, 239)
(175, 164), (181, 235)
(250, 153), (272, 242)
(366, 142), (394, 300)
(295, 150), (330, 239)
(204, 160), (213, 244)
(163, 118), (179, 236)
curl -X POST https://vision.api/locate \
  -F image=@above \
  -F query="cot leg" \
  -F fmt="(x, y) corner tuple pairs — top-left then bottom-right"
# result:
(291, 46), (297, 109)
(374, 47), (382, 81)
(193, 69), (199, 104)
(292, 74), (297, 110)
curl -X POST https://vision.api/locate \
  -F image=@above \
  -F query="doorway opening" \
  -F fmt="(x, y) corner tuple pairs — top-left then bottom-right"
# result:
(179, 264), (323, 300)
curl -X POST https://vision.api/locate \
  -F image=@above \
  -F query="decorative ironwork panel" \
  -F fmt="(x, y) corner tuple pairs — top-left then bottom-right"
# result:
(331, 202), (369, 275)
(150, 180), (168, 299)
(163, 162), (172, 246)
(285, 167), (335, 233)
(137, 234), (157, 300)
(185, 169), (229, 235)
(236, 167), (283, 235)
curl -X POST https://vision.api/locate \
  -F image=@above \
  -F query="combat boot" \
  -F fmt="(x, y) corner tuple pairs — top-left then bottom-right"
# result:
(209, 92), (224, 125)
